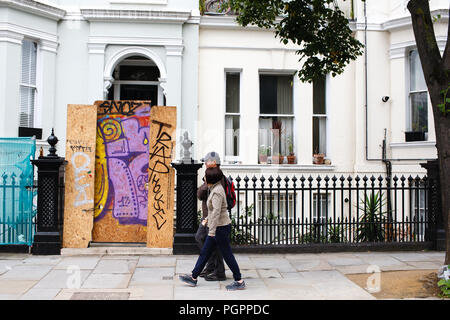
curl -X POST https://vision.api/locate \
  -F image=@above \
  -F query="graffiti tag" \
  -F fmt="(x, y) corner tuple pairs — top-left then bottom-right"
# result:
(71, 152), (94, 208)
(148, 120), (173, 230)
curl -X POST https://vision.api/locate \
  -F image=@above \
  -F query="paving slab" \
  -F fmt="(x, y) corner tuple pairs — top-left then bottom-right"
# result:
(289, 259), (334, 272)
(175, 258), (197, 274)
(128, 284), (174, 300)
(0, 265), (53, 280)
(22, 256), (61, 265)
(82, 273), (132, 289)
(137, 256), (177, 268)
(388, 252), (431, 262)
(257, 269), (282, 278)
(249, 257), (296, 272)
(404, 261), (442, 269)
(93, 259), (137, 274)
(33, 269), (91, 289)
(130, 267), (175, 285)
(335, 264), (372, 275)
(20, 288), (61, 300)
(0, 260), (24, 275)
(326, 257), (366, 267)
(0, 280), (37, 295)
(54, 256), (101, 270)
(357, 255), (407, 267)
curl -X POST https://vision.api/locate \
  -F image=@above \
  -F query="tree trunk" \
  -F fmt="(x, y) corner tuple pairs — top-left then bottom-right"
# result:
(407, 0), (450, 264)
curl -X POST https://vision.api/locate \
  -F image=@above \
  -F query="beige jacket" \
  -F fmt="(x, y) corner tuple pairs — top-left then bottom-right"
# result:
(206, 181), (231, 236)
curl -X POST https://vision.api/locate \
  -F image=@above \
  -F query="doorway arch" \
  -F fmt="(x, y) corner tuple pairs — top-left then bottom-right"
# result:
(103, 47), (167, 104)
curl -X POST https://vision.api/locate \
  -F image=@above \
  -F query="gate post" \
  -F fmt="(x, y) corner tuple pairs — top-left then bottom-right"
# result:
(421, 159), (445, 251)
(31, 129), (67, 255)
(171, 132), (203, 254)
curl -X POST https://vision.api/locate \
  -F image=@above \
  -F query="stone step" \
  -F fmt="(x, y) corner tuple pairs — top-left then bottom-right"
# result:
(61, 247), (173, 256)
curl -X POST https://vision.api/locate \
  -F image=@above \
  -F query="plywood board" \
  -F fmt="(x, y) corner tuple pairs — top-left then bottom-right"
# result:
(146, 106), (177, 248)
(63, 104), (97, 248)
(92, 100), (152, 243)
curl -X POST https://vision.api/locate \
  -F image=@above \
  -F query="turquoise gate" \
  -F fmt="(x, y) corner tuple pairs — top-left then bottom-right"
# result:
(0, 138), (36, 245)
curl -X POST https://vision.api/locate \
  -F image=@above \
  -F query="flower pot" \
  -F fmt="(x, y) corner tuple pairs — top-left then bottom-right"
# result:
(405, 131), (426, 142)
(313, 153), (325, 165)
(259, 155), (268, 164)
(272, 155), (284, 164)
(287, 154), (296, 164)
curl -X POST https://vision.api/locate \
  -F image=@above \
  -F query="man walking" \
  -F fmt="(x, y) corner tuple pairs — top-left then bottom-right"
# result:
(195, 151), (226, 281)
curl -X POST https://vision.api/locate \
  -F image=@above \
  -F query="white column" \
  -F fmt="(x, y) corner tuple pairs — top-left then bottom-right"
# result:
(0, 31), (23, 137)
(88, 43), (106, 103)
(165, 44), (184, 159)
(38, 40), (58, 141)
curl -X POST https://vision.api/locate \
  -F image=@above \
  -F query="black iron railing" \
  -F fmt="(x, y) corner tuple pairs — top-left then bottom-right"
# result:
(227, 174), (432, 248)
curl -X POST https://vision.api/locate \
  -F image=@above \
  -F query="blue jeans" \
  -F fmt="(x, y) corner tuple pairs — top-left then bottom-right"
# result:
(192, 224), (242, 281)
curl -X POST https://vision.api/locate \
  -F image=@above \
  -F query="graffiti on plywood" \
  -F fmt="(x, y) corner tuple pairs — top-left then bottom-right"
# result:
(94, 101), (151, 227)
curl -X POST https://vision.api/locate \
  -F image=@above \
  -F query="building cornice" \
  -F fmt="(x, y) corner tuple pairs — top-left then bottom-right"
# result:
(389, 36), (447, 59)
(0, 0), (66, 21)
(88, 35), (183, 47)
(0, 21), (58, 51)
(200, 9), (449, 33)
(80, 8), (192, 24)
(382, 9), (449, 31)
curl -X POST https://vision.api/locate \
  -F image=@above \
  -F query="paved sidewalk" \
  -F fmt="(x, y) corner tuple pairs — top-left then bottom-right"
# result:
(0, 250), (445, 300)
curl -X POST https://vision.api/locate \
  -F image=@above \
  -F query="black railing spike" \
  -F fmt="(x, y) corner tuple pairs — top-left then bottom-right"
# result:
(300, 175), (306, 182)
(363, 175), (368, 182)
(347, 176), (352, 182)
(378, 175), (383, 182)
(284, 176), (289, 184)
(355, 175), (360, 182)
(339, 175), (345, 181)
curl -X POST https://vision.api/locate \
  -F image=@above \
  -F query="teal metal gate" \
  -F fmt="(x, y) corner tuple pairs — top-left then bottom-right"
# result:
(0, 137), (36, 245)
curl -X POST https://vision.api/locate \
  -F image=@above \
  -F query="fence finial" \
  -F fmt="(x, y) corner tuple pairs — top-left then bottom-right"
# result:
(47, 128), (59, 158)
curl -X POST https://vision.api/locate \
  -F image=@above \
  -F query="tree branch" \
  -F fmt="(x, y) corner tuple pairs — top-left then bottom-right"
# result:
(407, 0), (445, 86)
(443, 6), (450, 70)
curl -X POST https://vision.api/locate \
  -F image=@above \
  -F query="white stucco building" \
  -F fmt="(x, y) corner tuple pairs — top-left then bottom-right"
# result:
(0, 0), (200, 158)
(0, 0), (448, 178)
(198, 0), (448, 182)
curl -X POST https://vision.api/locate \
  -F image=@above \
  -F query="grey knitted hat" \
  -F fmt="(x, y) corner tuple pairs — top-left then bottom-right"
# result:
(201, 151), (221, 165)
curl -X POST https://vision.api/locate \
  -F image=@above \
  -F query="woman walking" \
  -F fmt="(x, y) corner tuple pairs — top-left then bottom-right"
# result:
(179, 166), (245, 291)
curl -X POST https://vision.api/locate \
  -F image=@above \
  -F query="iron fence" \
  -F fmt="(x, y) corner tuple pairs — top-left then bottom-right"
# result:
(227, 174), (432, 249)
(0, 173), (35, 245)
(0, 137), (36, 246)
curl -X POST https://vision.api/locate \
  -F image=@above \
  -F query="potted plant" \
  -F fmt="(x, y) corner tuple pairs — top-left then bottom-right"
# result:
(258, 145), (270, 164)
(286, 136), (296, 164)
(405, 123), (427, 142)
(272, 152), (284, 164)
(313, 147), (325, 165)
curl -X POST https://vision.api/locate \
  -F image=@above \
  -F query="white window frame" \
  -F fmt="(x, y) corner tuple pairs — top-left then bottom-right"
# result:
(112, 58), (164, 105)
(258, 71), (296, 164)
(19, 38), (40, 129)
(312, 192), (331, 223)
(312, 75), (328, 157)
(406, 49), (429, 141)
(224, 69), (242, 163)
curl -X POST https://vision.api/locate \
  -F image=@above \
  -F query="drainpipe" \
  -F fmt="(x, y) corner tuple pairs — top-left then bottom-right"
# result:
(363, 0), (434, 163)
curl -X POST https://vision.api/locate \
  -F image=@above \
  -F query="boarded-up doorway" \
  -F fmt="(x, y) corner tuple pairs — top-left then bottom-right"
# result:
(92, 101), (151, 243)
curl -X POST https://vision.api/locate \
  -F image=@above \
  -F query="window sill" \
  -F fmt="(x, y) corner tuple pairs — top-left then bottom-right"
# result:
(390, 141), (436, 148)
(221, 164), (336, 172)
